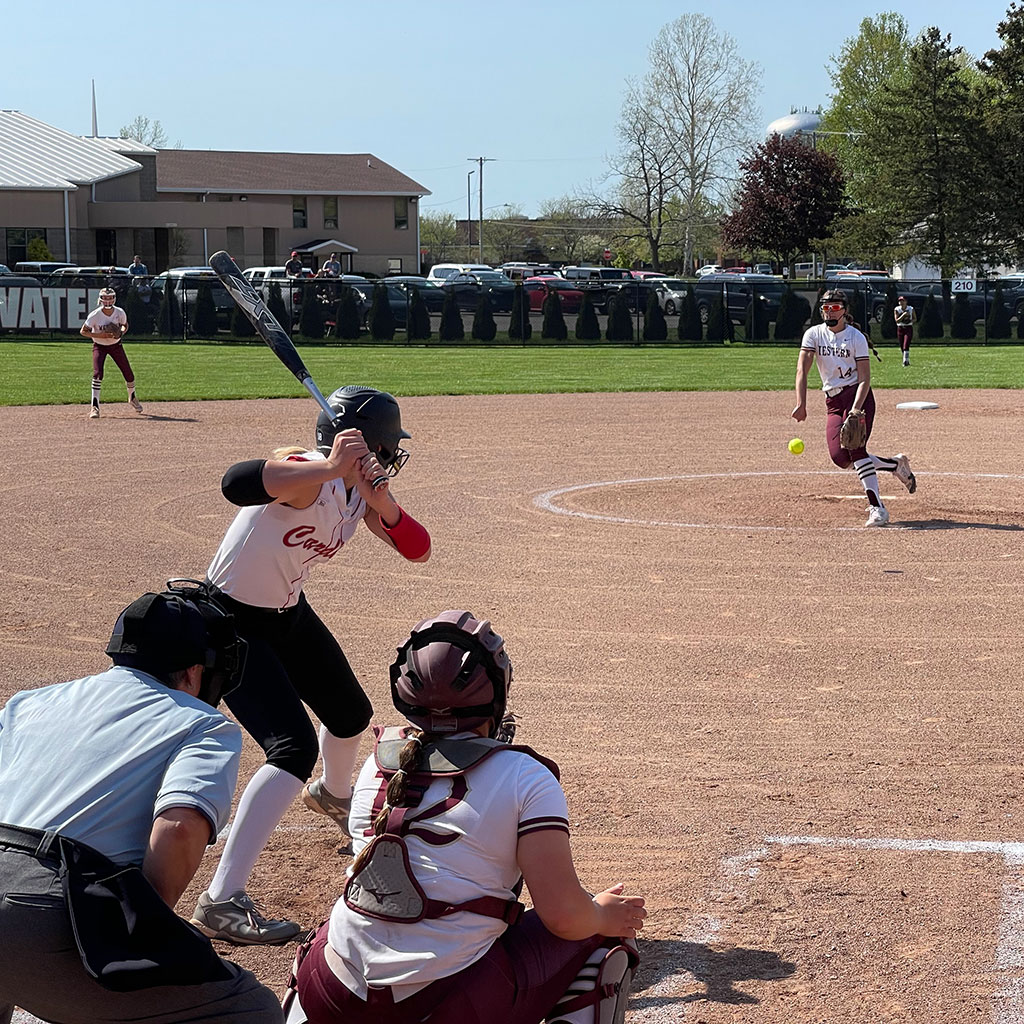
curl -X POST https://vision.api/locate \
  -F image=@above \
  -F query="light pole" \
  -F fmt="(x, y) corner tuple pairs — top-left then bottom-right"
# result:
(466, 170), (475, 261)
(467, 156), (494, 263)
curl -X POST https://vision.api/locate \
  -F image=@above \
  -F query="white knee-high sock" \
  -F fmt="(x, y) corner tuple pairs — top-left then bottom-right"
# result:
(207, 764), (303, 901)
(854, 457), (882, 506)
(91, 378), (101, 406)
(318, 725), (363, 798)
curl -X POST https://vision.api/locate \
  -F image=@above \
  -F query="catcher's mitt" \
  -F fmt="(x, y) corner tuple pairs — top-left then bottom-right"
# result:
(839, 409), (868, 450)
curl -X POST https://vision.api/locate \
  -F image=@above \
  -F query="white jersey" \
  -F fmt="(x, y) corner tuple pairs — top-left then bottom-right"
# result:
(206, 452), (367, 609)
(800, 322), (869, 392)
(326, 737), (569, 1000)
(84, 305), (127, 346)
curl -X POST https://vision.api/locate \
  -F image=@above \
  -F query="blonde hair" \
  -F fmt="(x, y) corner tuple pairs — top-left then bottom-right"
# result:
(271, 445), (308, 460)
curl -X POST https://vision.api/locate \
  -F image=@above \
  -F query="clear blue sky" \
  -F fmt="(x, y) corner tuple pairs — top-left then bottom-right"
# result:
(3, 0), (1011, 218)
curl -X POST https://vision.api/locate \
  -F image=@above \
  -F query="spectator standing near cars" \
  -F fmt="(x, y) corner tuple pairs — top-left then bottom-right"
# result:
(322, 252), (341, 277)
(894, 295), (915, 366)
(285, 251), (305, 277)
(80, 287), (143, 418)
(128, 254), (149, 279)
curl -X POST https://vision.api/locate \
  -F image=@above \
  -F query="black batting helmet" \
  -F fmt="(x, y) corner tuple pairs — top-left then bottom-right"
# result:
(106, 579), (247, 707)
(315, 386), (411, 474)
(390, 611), (513, 736)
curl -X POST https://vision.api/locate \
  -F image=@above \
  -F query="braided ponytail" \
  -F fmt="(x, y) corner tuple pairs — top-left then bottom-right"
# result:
(350, 729), (435, 874)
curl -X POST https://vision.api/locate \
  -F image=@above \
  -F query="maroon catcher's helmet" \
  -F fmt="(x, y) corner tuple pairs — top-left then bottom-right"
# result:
(390, 610), (512, 735)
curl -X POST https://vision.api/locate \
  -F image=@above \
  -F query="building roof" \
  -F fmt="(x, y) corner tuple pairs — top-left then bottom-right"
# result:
(156, 149), (430, 197)
(91, 136), (158, 157)
(0, 111), (142, 190)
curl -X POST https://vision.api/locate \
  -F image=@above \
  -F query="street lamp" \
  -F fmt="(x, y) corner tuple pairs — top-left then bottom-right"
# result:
(467, 170), (475, 260)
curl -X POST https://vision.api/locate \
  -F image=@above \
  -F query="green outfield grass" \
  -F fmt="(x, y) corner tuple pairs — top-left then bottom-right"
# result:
(0, 340), (1021, 406)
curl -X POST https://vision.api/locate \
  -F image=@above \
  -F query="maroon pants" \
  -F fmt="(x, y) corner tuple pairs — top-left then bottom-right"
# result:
(297, 913), (606, 1024)
(92, 342), (134, 385)
(824, 384), (875, 468)
(896, 326), (913, 351)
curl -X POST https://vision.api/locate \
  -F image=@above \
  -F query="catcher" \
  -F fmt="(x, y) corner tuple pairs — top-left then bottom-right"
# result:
(792, 289), (916, 528)
(80, 287), (143, 419)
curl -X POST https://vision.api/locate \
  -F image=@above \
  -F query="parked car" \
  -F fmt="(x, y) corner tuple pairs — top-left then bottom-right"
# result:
(384, 276), (447, 313)
(425, 263), (492, 286)
(441, 270), (516, 312)
(695, 264), (723, 277)
(499, 262), (556, 281)
(345, 280), (414, 328)
(14, 261), (77, 275)
(752, 263), (772, 275)
(0, 265), (12, 275)
(559, 266), (633, 311)
(651, 278), (690, 315)
(152, 268), (236, 330)
(630, 270), (667, 280)
(692, 273), (788, 324)
(522, 277), (585, 313)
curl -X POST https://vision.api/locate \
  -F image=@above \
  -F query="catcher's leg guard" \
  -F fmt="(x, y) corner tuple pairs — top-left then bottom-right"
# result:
(547, 940), (639, 1024)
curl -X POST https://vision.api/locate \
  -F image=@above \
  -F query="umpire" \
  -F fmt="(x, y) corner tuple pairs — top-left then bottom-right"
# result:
(0, 581), (283, 1023)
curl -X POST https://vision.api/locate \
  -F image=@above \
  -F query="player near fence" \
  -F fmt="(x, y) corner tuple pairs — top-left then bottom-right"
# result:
(895, 295), (916, 367)
(284, 609), (645, 1024)
(792, 289), (917, 528)
(80, 287), (143, 418)
(190, 386), (431, 947)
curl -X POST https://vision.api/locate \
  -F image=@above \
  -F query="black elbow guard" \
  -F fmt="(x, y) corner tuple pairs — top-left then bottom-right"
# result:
(221, 459), (272, 506)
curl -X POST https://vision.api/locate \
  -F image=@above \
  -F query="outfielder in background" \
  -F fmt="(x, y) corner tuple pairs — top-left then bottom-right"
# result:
(80, 287), (143, 418)
(792, 289), (917, 528)
(894, 294), (916, 367)
(190, 386), (431, 947)
(286, 610), (645, 1024)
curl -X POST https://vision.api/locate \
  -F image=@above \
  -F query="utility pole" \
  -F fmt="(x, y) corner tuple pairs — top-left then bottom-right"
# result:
(467, 156), (495, 263)
(466, 169), (475, 260)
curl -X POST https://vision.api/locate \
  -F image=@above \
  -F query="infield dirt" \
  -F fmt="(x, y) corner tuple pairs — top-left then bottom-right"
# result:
(2, 388), (1021, 1022)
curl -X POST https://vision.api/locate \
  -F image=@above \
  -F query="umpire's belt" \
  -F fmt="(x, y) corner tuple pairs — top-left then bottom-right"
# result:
(0, 822), (61, 861)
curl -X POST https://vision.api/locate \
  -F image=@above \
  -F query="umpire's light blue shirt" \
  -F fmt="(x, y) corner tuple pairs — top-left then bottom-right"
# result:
(0, 666), (242, 865)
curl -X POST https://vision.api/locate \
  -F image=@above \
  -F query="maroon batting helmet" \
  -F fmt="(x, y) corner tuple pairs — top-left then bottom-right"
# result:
(390, 611), (512, 735)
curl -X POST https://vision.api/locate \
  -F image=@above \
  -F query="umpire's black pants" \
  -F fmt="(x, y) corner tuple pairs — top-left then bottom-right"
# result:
(0, 842), (282, 1023)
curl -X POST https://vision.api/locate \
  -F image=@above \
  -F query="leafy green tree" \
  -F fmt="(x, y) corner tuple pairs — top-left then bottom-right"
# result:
(919, 290), (944, 338)
(420, 212), (461, 266)
(26, 237), (56, 262)
(190, 280), (220, 337)
(705, 294), (732, 342)
(986, 283), (1013, 338)
(605, 292), (633, 341)
(643, 289), (668, 341)
(438, 289), (465, 342)
(367, 283), (396, 340)
(541, 289), (568, 340)
(950, 293), (977, 339)
(744, 294), (769, 341)
(772, 286), (810, 341)
(230, 298), (256, 338)
(407, 287), (432, 341)
(879, 283), (899, 340)
(819, 14), (911, 210)
(574, 292), (602, 340)
(861, 28), (998, 276)
(508, 284), (532, 341)
(332, 287), (362, 340)
(267, 281), (289, 332)
(721, 134), (846, 273)
(157, 281), (182, 336)
(979, 4), (1024, 265)
(677, 283), (703, 341)
(472, 293), (497, 341)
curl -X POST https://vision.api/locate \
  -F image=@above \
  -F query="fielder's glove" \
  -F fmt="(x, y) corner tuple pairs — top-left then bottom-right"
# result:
(839, 409), (868, 450)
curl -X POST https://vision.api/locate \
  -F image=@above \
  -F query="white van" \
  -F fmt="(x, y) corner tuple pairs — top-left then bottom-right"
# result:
(425, 263), (492, 286)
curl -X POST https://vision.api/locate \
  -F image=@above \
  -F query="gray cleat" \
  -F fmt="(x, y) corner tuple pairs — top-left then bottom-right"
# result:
(190, 890), (302, 946)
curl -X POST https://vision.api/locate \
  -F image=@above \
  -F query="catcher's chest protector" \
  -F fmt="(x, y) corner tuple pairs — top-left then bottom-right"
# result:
(344, 726), (559, 925)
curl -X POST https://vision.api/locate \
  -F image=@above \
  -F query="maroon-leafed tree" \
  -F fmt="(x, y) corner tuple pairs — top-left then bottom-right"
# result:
(721, 134), (846, 274)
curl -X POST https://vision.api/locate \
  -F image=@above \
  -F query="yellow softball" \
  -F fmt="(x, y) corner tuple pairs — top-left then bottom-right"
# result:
(788, 437), (805, 455)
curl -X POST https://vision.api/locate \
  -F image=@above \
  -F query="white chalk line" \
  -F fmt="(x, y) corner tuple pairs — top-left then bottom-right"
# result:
(534, 471), (1024, 533)
(676, 834), (1024, 1024)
